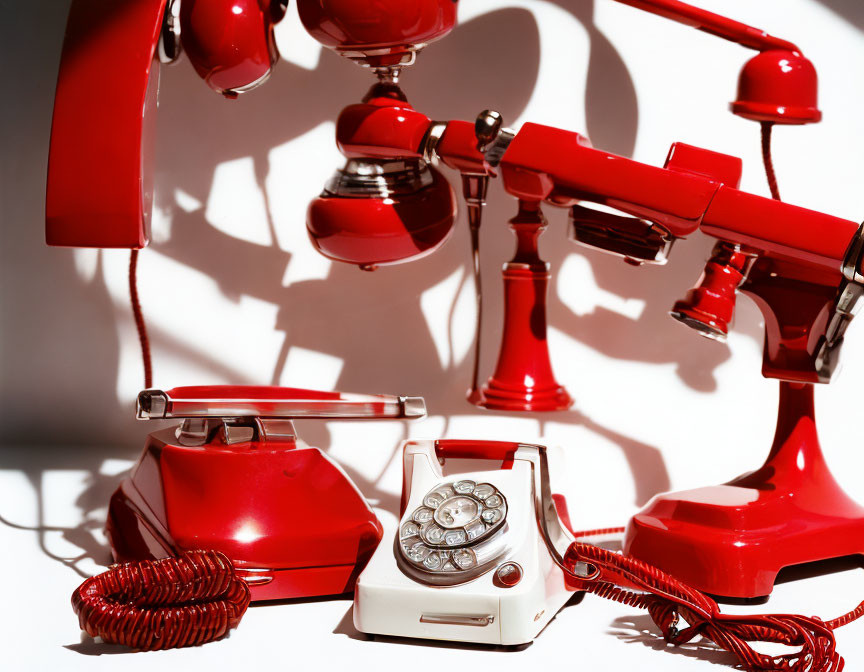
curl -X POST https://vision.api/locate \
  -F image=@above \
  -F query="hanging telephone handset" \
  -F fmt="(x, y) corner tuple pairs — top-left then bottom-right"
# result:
(354, 439), (581, 645)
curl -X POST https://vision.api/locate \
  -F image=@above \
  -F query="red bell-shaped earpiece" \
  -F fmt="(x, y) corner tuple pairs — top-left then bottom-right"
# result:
(670, 243), (756, 341)
(180, 0), (284, 97)
(307, 162), (456, 270)
(296, 0), (458, 68)
(731, 49), (821, 125)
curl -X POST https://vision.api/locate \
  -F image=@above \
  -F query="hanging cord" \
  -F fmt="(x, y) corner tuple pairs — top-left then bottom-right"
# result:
(72, 551), (251, 650)
(128, 249), (153, 389)
(564, 529), (864, 671)
(761, 122), (782, 202)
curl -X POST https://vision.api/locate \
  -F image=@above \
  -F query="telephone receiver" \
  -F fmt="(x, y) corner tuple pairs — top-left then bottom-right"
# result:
(354, 439), (584, 645)
(45, 0), (286, 249)
(107, 385), (426, 602)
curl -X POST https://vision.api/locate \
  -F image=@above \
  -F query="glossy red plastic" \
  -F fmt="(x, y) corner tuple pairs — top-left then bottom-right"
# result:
(105, 385), (408, 602)
(742, 256), (842, 383)
(399, 440), (521, 516)
(498, 121), (859, 384)
(493, 120), (864, 597)
(664, 142), (742, 188)
(499, 125), (731, 237)
(296, 0), (457, 67)
(46, 0), (167, 248)
(436, 121), (490, 176)
(435, 439), (520, 464)
(499, 123), (858, 269)
(612, 0), (821, 125)
(336, 89), (430, 160)
(625, 382), (864, 598)
(477, 202), (572, 412)
(307, 165), (456, 269)
(613, 0), (799, 52)
(732, 50), (821, 124)
(180, 0), (282, 97)
(702, 187), (857, 270)
(670, 244), (752, 340)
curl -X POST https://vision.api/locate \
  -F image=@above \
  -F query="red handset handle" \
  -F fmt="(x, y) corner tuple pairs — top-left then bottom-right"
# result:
(137, 386), (427, 420)
(498, 122), (860, 268)
(433, 440), (523, 465)
(613, 0), (800, 53)
(46, 0), (167, 248)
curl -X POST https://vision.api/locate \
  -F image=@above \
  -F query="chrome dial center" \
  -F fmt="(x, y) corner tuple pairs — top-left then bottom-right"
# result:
(435, 496), (479, 529)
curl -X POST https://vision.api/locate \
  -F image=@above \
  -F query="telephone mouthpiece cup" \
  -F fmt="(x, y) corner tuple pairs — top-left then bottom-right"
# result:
(307, 160), (456, 268)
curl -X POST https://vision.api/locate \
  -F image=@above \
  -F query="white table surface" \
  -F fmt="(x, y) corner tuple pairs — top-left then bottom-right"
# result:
(5, 443), (864, 672)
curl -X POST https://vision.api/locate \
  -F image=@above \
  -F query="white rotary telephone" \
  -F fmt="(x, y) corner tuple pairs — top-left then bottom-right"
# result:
(353, 439), (581, 646)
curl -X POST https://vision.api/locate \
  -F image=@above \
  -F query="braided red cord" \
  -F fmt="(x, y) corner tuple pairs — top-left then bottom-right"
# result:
(566, 529), (864, 672)
(761, 122), (782, 202)
(129, 249), (153, 389)
(72, 551), (250, 650)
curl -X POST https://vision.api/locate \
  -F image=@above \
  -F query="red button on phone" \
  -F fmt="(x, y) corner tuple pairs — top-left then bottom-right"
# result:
(494, 562), (523, 588)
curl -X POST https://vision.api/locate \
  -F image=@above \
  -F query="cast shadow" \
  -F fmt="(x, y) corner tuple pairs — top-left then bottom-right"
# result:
(0, 445), (135, 579)
(816, 0), (864, 30)
(609, 614), (739, 668)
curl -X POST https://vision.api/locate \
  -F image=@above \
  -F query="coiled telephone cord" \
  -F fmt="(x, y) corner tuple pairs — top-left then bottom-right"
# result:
(72, 551), (250, 650)
(566, 529), (864, 672)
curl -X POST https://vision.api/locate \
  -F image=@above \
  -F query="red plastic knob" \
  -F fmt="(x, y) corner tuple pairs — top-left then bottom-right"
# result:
(180, 0), (283, 97)
(296, 0), (458, 68)
(731, 50), (821, 125)
(307, 165), (456, 269)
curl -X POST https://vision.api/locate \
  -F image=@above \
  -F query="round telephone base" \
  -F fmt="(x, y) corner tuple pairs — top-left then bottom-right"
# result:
(473, 381), (573, 413)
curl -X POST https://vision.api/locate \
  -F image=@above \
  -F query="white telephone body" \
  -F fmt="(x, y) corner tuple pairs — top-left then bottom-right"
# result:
(353, 440), (580, 646)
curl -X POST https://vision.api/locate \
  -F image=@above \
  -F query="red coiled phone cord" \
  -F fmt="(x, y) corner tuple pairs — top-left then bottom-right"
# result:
(72, 551), (250, 650)
(565, 529), (864, 672)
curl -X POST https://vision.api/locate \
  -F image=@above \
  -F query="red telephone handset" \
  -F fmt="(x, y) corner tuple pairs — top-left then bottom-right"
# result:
(46, 0), (168, 248)
(45, 0), (285, 249)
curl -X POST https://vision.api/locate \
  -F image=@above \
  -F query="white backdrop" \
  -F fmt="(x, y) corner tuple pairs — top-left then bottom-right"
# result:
(2, 1), (864, 670)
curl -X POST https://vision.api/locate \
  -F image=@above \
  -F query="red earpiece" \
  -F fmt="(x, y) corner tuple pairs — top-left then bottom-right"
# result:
(180, 0), (284, 97)
(670, 243), (756, 341)
(731, 49), (821, 124)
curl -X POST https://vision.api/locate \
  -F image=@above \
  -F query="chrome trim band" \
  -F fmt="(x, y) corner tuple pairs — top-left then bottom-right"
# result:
(137, 389), (427, 421)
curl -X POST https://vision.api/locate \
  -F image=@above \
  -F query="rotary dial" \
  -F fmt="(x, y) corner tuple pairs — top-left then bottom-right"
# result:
(398, 480), (507, 576)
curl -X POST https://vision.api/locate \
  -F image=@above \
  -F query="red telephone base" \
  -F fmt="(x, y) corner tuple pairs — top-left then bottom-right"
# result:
(106, 427), (383, 602)
(624, 383), (864, 599)
(476, 379), (573, 413)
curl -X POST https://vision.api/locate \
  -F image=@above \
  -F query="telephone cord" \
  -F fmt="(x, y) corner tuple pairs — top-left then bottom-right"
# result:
(566, 528), (864, 672)
(72, 551), (250, 650)
(761, 122), (782, 202)
(129, 249), (153, 389)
